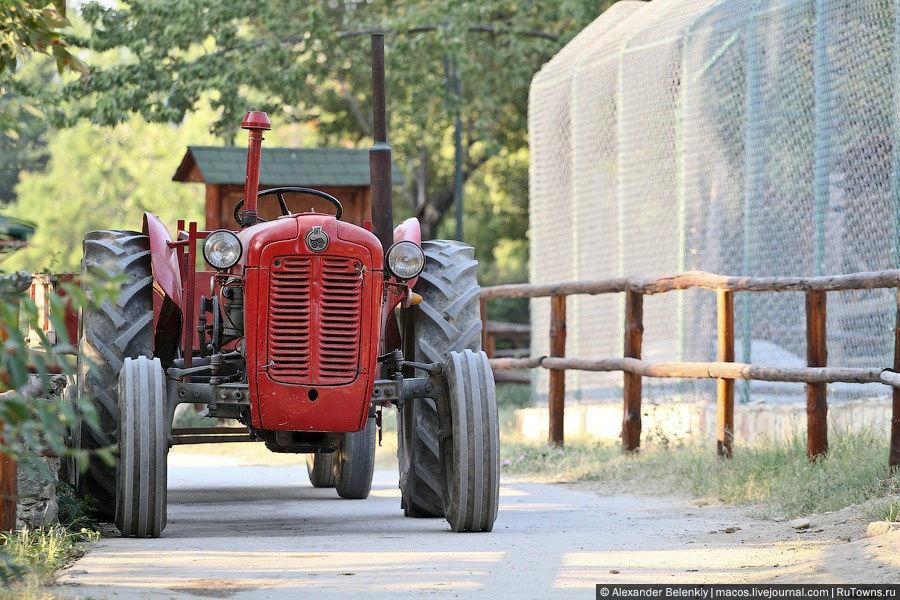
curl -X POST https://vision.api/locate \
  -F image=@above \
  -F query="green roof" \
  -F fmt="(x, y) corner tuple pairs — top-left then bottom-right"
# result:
(173, 145), (403, 187)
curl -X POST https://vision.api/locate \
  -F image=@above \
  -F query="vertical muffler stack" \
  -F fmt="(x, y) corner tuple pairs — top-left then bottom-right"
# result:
(368, 33), (393, 252)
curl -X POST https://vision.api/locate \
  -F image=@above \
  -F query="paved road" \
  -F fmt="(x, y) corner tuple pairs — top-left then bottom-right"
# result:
(53, 453), (896, 599)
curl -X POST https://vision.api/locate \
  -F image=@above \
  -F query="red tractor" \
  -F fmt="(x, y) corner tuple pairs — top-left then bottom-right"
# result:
(73, 35), (499, 536)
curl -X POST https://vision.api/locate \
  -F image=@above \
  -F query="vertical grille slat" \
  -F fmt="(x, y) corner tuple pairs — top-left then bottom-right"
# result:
(267, 256), (363, 385)
(268, 256), (312, 383)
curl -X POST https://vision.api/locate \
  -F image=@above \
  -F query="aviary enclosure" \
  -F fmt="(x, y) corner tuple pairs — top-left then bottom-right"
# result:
(528, 0), (900, 407)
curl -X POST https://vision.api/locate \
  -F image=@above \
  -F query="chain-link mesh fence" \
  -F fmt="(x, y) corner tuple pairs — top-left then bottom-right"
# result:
(529, 0), (898, 404)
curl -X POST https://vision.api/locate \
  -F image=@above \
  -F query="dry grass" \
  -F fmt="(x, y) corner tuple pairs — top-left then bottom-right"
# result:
(0, 527), (98, 600)
(500, 428), (900, 519)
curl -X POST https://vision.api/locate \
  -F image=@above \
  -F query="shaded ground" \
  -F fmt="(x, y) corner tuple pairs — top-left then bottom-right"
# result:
(51, 451), (898, 599)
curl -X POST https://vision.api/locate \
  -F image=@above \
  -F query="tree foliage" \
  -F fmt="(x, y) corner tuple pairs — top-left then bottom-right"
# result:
(55, 0), (610, 237)
(0, 0), (86, 75)
(0, 61), (55, 204)
(6, 113), (216, 273)
(0, 1), (87, 138)
(0, 274), (114, 487)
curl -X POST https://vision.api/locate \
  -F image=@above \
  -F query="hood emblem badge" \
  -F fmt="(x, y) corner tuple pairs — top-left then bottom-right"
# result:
(305, 226), (329, 252)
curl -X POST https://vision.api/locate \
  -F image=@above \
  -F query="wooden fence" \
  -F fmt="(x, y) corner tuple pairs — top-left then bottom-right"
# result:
(480, 317), (531, 384)
(480, 270), (900, 469)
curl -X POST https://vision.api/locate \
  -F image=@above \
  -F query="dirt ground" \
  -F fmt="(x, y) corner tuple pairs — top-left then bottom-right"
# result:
(50, 450), (899, 599)
(572, 480), (899, 584)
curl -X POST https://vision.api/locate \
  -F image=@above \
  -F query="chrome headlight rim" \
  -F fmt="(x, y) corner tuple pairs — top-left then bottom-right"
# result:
(202, 229), (242, 270)
(385, 240), (425, 281)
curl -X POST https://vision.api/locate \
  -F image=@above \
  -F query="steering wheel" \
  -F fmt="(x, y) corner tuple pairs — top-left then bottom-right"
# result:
(234, 186), (344, 226)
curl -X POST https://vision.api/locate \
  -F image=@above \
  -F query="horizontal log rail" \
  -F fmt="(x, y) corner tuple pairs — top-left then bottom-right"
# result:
(484, 320), (531, 337)
(480, 270), (900, 470)
(480, 269), (900, 299)
(489, 356), (900, 386)
(479, 299), (530, 385)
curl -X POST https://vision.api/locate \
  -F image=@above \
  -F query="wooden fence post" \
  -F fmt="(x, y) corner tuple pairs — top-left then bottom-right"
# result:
(716, 290), (735, 458)
(891, 289), (900, 471)
(0, 290), (19, 532)
(479, 298), (488, 353)
(479, 298), (495, 359)
(548, 295), (566, 446)
(0, 436), (14, 532)
(622, 289), (643, 452)
(806, 290), (828, 460)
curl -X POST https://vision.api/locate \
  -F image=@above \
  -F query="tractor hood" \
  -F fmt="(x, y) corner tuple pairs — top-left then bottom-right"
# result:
(236, 212), (385, 432)
(234, 213), (384, 272)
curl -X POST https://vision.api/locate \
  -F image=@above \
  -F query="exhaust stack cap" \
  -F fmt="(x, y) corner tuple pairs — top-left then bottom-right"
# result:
(241, 111), (271, 131)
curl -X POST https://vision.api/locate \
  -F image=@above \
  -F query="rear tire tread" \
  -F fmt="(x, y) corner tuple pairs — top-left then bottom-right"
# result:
(398, 240), (481, 517)
(77, 230), (154, 518)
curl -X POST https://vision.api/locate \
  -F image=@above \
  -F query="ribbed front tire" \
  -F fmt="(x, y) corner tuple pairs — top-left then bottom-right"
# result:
(335, 417), (376, 500)
(306, 453), (337, 488)
(115, 356), (168, 538)
(441, 349), (499, 533)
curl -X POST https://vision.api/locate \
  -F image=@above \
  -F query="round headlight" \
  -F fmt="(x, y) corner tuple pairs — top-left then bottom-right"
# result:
(203, 230), (242, 270)
(386, 241), (425, 280)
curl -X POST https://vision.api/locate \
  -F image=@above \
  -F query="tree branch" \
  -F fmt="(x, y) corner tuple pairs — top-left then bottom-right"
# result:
(339, 25), (558, 41)
(336, 70), (372, 136)
(417, 155), (490, 238)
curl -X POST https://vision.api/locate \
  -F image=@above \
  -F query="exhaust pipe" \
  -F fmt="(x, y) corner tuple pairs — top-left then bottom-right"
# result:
(369, 33), (393, 251)
(240, 110), (271, 228)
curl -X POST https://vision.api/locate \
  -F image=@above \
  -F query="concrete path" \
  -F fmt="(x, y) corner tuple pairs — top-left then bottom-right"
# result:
(53, 453), (898, 599)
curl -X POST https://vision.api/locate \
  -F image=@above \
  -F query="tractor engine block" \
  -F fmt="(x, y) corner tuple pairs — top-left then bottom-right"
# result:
(237, 214), (384, 433)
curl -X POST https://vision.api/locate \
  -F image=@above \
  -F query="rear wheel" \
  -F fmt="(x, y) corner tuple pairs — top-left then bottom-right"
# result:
(306, 453), (336, 488)
(334, 417), (376, 499)
(115, 356), (168, 538)
(441, 349), (499, 532)
(398, 240), (482, 518)
(77, 230), (153, 518)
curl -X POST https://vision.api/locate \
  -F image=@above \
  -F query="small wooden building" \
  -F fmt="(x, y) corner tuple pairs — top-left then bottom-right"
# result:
(173, 146), (402, 229)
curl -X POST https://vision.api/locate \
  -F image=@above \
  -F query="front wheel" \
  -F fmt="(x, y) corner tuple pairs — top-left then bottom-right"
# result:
(441, 349), (499, 532)
(115, 356), (168, 538)
(306, 453), (336, 488)
(334, 417), (376, 499)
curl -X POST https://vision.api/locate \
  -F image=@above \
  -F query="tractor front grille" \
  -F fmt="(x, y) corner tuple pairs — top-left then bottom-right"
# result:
(267, 256), (362, 385)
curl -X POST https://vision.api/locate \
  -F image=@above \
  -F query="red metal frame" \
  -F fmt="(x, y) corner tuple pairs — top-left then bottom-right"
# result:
(146, 210), (399, 433)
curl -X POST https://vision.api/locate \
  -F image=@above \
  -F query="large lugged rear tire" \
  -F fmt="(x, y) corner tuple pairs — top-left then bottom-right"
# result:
(306, 453), (337, 488)
(397, 240), (482, 518)
(441, 349), (499, 532)
(77, 230), (154, 518)
(116, 356), (168, 538)
(335, 417), (376, 499)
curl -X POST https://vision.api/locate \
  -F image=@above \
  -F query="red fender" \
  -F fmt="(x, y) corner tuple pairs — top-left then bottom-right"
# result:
(143, 213), (182, 303)
(143, 213), (183, 362)
(393, 217), (421, 243)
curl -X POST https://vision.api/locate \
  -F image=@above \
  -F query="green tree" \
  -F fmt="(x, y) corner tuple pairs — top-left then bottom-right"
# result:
(0, 113), (47, 206)
(0, 0), (87, 137)
(0, 0), (85, 75)
(0, 58), (58, 205)
(53, 0), (610, 238)
(5, 112), (217, 273)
